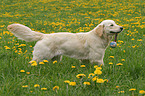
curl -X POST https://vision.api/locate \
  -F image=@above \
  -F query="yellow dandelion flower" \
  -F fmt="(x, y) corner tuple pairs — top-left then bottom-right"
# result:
(139, 90), (145, 94)
(116, 63), (123, 66)
(20, 70), (25, 73)
(94, 65), (98, 68)
(43, 60), (48, 62)
(83, 82), (91, 85)
(4, 46), (10, 49)
(39, 62), (44, 64)
(109, 62), (113, 65)
(53, 60), (57, 64)
(96, 67), (102, 70)
(121, 59), (125, 61)
(34, 84), (40, 87)
(71, 66), (76, 68)
(131, 38), (135, 40)
(109, 56), (114, 58)
(22, 85), (28, 88)
(88, 73), (95, 78)
(30, 61), (37, 66)
(92, 76), (98, 81)
(116, 86), (120, 88)
(137, 39), (142, 41)
(132, 46), (136, 48)
(94, 69), (102, 75)
(64, 80), (70, 84)
(26, 72), (30, 74)
(76, 74), (86, 78)
(129, 88), (136, 91)
(31, 62), (37, 66)
(118, 91), (125, 93)
(69, 82), (76, 86)
(96, 78), (105, 83)
(41, 88), (47, 90)
(80, 65), (86, 67)
(53, 86), (59, 91)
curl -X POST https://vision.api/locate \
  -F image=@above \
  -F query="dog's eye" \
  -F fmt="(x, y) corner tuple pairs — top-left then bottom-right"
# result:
(110, 24), (114, 26)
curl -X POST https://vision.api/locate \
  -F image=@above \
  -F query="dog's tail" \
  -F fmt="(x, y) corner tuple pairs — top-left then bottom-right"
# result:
(7, 24), (44, 42)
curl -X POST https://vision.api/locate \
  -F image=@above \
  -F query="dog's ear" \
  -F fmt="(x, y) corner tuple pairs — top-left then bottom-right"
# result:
(95, 24), (104, 37)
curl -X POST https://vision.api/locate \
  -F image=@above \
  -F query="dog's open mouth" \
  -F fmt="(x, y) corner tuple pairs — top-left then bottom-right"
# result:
(114, 33), (118, 42)
(110, 31), (122, 42)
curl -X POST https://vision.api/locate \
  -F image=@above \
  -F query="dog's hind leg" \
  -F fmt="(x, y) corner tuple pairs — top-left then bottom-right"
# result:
(30, 41), (55, 62)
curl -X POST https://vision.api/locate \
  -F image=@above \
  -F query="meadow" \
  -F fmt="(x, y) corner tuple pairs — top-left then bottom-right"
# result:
(0, 0), (145, 95)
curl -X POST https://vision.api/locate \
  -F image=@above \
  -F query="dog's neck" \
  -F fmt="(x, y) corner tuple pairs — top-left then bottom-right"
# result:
(101, 33), (114, 48)
(89, 31), (113, 49)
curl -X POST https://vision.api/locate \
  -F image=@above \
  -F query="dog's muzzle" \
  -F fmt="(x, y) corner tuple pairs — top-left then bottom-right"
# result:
(110, 27), (123, 33)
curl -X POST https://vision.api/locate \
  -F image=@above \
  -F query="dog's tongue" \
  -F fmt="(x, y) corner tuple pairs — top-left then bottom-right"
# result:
(114, 33), (118, 42)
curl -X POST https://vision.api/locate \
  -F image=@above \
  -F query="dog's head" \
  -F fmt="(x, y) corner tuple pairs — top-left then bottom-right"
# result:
(94, 20), (123, 37)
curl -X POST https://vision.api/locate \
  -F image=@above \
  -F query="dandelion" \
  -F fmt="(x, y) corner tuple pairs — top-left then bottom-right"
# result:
(83, 82), (91, 85)
(129, 88), (136, 91)
(94, 65), (98, 68)
(53, 86), (59, 91)
(88, 73), (95, 78)
(129, 88), (136, 96)
(39, 62), (44, 64)
(80, 65), (86, 67)
(131, 38), (135, 40)
(121, 59), (125, 61)
(69, 82), (76, 86)
(30, 61), (37, 66)
(116, 86), (120, 88)
(96, 67), (102, 70)
(118, 91), (124, 93)
(20, 70), (25, 73)
(26, 72), (30, 74)
(71, 66), (76, 68)
(34, 84), (40, 87)
(132, 46), (136, 48)
(4, 46), (10, 49)
(43, 60), (48, 62)
(116, 63), (123, 66)
(94, 69), (102, 75)
(109, 56), (114, 58)
(139, 90), (145, 94)
(41, 88), (47, 90)
(76, 74), (86, 78)
(22, 85), (28, 88)
(137, 39), (142, 41)
(109, 62), (113, 65)
(53, 60), (57, 64)
(64, 80), (70, 84)
(92, 76), (97, 81)
(96, 78), (105, 83)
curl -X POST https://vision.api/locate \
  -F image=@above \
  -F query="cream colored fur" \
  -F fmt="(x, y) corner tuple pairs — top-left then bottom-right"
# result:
(7, 20), (123, 65)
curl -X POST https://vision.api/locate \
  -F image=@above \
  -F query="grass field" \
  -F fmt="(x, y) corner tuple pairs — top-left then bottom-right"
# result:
(0, 0), (145, 95)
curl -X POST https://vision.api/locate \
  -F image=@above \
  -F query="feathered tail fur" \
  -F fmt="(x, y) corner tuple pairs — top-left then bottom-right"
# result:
(7, 24), (44, 42)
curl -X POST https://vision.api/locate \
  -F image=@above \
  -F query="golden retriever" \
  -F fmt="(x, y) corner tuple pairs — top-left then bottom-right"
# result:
(7, 20), (123, 65)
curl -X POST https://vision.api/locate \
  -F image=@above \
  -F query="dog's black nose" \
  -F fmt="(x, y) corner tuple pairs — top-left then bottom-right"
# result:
(120, 27), (123, 31)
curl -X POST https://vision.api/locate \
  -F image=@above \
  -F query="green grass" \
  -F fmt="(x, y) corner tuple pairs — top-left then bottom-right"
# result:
(0, 0), (145, 95)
